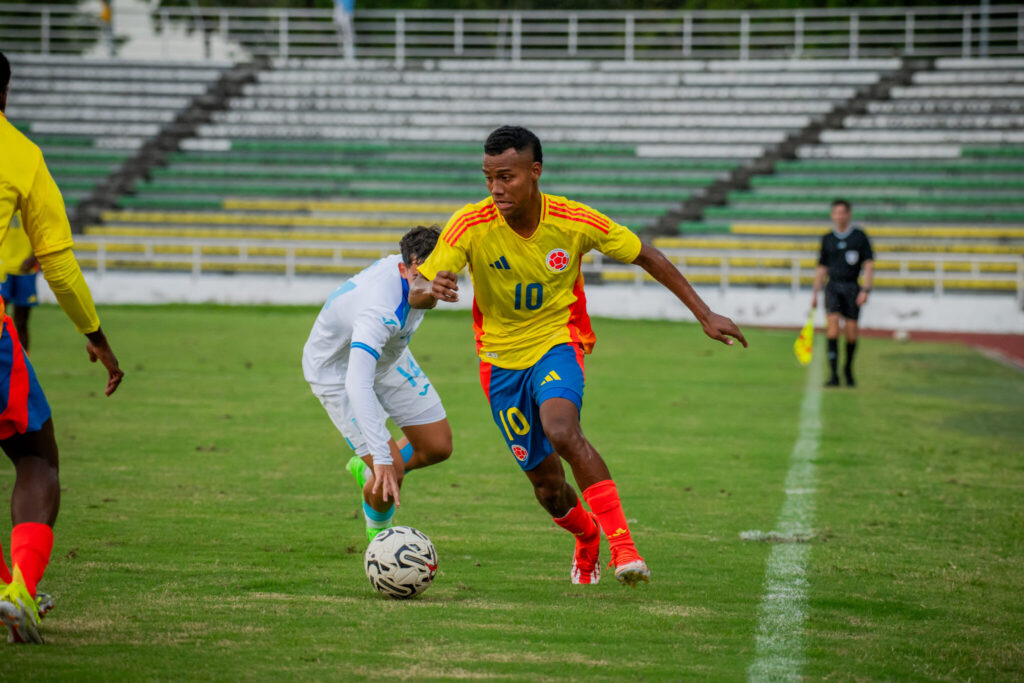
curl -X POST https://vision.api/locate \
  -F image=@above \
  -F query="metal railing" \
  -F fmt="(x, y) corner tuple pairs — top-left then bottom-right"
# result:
(2, 4), (1023, 61)
(71, 236), (1024, 306)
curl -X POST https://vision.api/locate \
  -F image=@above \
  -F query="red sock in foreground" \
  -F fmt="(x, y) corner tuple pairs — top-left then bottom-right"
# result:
(0, 541), (11, 584)
(552, 498), (598, 540)
(554, 497), (602, 584)
(582, 479), (641, 566)
(11, 523), (54, 597)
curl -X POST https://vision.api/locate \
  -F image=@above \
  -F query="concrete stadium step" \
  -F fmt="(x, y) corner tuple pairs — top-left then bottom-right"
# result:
(149, 167), (715, 187)
(100, 209), (451, 229)
(752, 176), (1024, 189)
(652, 236), (1024, 255)
(85, 225), (407, 242)
(598, 270), (1018, 292)
(724, 224), (1024, 240)
(705, 206), (1024, 223)
(772, 159), (1024, 173)
(726, 194), (1024, 209)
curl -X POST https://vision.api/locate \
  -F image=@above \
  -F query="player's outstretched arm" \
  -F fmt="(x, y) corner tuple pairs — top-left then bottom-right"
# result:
(632, 243), (748, 348)
(409, 272), (459, 309)
(85, 327), (124, 397)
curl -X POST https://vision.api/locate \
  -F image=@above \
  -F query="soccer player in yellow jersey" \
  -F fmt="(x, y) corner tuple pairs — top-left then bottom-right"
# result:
(0, 212), (41, 352)
(410, 126), (747, 586)
(0, 51), (124, 643)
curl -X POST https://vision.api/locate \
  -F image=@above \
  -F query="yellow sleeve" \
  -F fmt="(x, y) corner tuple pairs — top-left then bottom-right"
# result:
(17, 153), (74, 258)
(417, 207), (472, 281)
(36, 248), (100, 334)
(586, 206), (643, 264)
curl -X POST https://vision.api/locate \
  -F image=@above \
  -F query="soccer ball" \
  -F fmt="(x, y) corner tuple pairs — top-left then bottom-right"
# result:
(364, 526), (438, 599)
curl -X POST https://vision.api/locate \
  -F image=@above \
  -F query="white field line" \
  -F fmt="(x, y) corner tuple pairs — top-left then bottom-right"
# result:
(747, 347), (823, 683)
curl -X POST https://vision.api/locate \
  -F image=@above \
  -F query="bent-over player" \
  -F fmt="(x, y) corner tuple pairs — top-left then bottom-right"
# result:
(0, 50), (124, 644)
(811, 199), (874, 387)
(410, 126), (747, 586)
(303, 227), (452, 541)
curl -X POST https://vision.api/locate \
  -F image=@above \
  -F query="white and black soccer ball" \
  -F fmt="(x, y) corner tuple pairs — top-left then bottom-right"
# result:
(364, 526), (438, 599)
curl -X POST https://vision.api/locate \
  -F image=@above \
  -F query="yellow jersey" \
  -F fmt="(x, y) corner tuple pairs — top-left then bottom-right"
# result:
(0, 112), (100, 333)
(418, 194), (642, 370)
(0, 213), (38, 276)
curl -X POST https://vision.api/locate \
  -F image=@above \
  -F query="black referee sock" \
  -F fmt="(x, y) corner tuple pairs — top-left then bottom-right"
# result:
(827, 338), (839, 379)
(845, 341), (857, 377)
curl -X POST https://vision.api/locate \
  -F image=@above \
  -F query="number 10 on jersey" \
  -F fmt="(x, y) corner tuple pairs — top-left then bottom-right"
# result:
(514, 282), (543, 311)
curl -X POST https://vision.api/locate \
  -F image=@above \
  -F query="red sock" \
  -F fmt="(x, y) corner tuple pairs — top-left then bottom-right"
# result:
(11, 523), (54, 597)
(0, 541), (11, 584)
(553, 498), (599, 543)
(582, 480), (640, 563)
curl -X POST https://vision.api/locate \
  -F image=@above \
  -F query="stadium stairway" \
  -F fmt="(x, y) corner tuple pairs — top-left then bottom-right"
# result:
(4, 53), (234, 213)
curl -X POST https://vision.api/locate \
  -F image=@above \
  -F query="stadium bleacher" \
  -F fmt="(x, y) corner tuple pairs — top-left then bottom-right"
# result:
(85, 57), (900, 275)
(3, 49), (1021, 292)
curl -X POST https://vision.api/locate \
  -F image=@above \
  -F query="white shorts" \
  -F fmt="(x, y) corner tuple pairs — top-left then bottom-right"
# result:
(309, 349), (446, 457)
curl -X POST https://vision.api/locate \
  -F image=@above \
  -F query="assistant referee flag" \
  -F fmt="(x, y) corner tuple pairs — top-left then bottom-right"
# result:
(794, 311), (814, 366)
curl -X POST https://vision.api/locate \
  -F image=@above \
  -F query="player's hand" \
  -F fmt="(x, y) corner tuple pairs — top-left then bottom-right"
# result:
(20, 256), (38, 273)
(372, 463), (401, 507)
(810, 294), (818, 309)
(85, 328), (124, 396)
(430, 271), (459, 303)
(856, 291), (869, 306)
(701, 312), (748, 348)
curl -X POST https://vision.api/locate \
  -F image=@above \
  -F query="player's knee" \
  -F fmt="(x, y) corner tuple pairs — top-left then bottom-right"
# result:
(543, 421), (583, 457)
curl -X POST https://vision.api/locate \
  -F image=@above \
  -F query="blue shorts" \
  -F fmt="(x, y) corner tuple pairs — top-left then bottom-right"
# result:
(0, 274), (38, 308)
(479, 343), (585, 472)
(0, 316), (50, 439)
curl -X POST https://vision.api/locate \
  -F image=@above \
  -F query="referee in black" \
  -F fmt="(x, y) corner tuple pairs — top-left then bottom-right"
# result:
(811, 199), (874, 387)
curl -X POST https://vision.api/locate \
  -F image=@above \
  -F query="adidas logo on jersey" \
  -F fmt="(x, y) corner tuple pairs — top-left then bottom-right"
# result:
(540, 371), (561, 386)
(488, 256), (512, 270)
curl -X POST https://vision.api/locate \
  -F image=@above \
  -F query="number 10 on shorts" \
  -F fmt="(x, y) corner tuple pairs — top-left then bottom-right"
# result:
(499, 407), (530, 439)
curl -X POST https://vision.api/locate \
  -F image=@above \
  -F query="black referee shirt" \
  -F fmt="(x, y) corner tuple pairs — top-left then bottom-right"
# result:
(818, 226), (874, 283)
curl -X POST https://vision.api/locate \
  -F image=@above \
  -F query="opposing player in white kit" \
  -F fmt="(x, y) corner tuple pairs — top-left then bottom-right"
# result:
(303, 226), (452, 541)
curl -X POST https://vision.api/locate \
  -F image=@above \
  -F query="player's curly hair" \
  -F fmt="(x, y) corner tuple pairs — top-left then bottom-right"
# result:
(484, 126), (543, 164)
(0, 51), (10, 94)
(400, 225), (440, 266)
(831, 198), (852, 211)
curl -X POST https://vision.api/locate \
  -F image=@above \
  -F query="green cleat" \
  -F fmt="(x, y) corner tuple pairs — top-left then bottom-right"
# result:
(366, 525), (391, 542)
(0, 568), (43, 644)
(346, 456), (371, 489)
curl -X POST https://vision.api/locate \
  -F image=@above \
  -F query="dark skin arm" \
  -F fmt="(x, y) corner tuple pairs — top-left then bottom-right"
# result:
(632, 243), (748, 347)
(85, 327), (124, 396)
(409, 271), (458, 309)
(409, 245), (746, 347)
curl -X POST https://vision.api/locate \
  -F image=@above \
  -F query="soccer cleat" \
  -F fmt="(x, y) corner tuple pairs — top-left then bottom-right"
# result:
(570, 513), (601, 585)
(36, 592), (54, 618)
(824, 376), (840, 387)
(612, 554), (651, 587)
(844, 371), (856, 388)
(0, 568), (43, 644)
(346, 455), (371, 489)
(366, 525), (391, 542)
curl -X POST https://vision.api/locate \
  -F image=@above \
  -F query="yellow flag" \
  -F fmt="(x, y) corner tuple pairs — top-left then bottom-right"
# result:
(794, 311), (815, 366)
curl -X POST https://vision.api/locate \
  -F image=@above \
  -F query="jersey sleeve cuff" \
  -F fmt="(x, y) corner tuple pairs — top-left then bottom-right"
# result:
(351, 342), (380, 360)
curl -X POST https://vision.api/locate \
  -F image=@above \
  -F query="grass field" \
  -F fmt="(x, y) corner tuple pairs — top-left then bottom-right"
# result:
(0, 305), (1021, 681)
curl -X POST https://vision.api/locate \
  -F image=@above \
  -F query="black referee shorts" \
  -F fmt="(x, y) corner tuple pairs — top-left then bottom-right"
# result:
(825, 281), (861, 320)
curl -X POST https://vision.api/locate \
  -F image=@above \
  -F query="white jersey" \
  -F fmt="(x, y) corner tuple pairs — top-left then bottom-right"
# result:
(303, 255), (438, 465)
(303, 255), (424, 387)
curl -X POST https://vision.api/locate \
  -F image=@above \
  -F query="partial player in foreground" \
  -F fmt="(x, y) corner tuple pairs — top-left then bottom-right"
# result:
(410, 126), (746, 586)
(811, 199), (874, 387)
(0, 212), (40, 352)
(303, 226), (453, 542)
(0, 50), (124, 644)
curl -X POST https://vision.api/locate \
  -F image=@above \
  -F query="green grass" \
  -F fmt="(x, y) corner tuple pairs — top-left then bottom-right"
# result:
(0, 306), (1021, 680)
